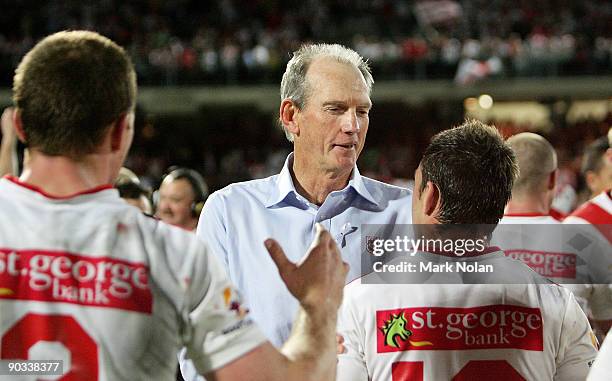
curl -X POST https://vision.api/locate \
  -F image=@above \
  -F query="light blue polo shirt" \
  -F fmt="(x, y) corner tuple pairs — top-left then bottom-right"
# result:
(195, 153), (412, 346)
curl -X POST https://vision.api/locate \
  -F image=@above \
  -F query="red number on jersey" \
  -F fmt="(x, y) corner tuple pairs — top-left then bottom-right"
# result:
(392, 361), (423, 381)
(1, 313), (98, 380)
(453, 360), (526, 380)
(393, 360), (526, 381)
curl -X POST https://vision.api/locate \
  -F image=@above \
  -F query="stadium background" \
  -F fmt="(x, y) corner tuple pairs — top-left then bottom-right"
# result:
(0, 0), (610, 212)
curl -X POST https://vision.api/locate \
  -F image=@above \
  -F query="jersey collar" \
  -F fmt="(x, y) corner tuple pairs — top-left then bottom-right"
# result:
(4, 175), (114, 200)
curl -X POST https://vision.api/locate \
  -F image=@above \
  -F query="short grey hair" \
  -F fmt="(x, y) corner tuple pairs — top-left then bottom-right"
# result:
(507, 132), (558, 195)
(279, 43), (374, 142)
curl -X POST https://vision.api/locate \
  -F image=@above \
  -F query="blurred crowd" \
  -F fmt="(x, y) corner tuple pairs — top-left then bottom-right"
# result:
(1, 0), (611, 85)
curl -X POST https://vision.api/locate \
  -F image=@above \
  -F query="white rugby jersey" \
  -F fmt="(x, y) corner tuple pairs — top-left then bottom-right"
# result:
(337, 249), (597, 381)
(495, 211), (612, 320)
(564, 191), (612, 244)
(0, 176), (266, 380)
(496, 214), (575, 283)
(562, 191), (612, 320)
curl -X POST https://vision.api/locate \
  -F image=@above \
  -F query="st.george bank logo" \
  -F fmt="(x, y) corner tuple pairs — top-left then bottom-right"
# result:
(376, 305), (543, 353)
(0, 248), (152, 314)
(504, 250), (576, 279)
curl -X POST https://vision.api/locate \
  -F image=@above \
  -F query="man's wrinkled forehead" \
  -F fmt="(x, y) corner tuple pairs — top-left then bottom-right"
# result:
(305, 59), (370, 105)
(306, 56), (368, 88)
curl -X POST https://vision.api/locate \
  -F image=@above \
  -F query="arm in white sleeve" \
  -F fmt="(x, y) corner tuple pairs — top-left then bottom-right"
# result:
(554, 292), (598, 381)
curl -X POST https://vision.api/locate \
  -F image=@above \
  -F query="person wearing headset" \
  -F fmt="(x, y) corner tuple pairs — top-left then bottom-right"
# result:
(156, 167), (208, 231)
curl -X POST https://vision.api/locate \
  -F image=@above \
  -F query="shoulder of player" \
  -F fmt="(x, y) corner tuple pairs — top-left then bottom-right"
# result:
(495, 254), (566, 286)
(343, 274), (387, 302)
(537, 282), (577, 312)
(359, 176), (412, 200)
(494, 257), (573, 303)
(566, 197), (611, 224)
(562, 215), (588, 225)
(499, 215), (561, 224)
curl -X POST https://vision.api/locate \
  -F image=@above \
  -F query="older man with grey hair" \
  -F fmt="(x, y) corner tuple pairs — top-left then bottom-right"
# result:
(180, 42), (412, 380)
(501, 132), (559, 222)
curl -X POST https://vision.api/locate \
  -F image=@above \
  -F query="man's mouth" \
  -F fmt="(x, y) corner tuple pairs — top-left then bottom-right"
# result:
(333, 143), (356, 150)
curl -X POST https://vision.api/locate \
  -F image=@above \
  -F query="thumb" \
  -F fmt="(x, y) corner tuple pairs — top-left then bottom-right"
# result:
(265, 238), (295, 275)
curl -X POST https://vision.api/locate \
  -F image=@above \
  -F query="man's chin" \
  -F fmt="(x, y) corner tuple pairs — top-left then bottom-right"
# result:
(331, 151), (357, 165)
(332, 158), (356, 173)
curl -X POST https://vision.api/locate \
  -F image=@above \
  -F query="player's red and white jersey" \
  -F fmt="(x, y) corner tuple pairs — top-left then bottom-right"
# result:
(495, 210), (612, 320)
(0, 176), (266, 380)
(564, 191), (612, 244)
(337, 250), (597, 381)
(496, 213), (576, 282)
(561, 191), (612, 320)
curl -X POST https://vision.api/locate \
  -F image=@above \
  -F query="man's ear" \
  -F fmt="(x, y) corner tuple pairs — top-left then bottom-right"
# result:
(421, 180), (441, 219)
(279, 99), (300, 137)
(12, 108), (27, 143)
(110, 113), (130, 152)
(585, 171), (597, 192)
(547, 170), (557, 191)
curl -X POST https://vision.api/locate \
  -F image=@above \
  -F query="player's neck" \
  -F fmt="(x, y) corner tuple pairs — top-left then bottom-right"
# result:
(505, 197), (550, 216)
(291, 159), (351, 206)
(19, 150), (116, 197)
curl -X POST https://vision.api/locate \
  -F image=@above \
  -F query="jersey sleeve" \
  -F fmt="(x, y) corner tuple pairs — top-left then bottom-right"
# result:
(337, 288), (369, 381)
(554, 291), (598, 381)
(158, 222), (267, 375)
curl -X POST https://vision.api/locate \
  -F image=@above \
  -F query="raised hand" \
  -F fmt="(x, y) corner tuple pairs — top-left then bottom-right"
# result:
(1, 107), (16, 141)
(265, 223), (349, 311)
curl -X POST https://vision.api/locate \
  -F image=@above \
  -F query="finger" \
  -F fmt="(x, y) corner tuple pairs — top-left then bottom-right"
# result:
(336, 334), (346, 355)
(265, 238), (295, 275)
(342, 261), (350, 276)
(336, 334), (344, 344)
(315, 222), (324, 234)
(327, 233), (339, 252)
(314, 223), (331, 245)
(315, 222), (331, 241)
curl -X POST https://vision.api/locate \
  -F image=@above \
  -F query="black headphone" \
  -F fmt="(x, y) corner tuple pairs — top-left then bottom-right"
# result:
(155, 167), (209, 217)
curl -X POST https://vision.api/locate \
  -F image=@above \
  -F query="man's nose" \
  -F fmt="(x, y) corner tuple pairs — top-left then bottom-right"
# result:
(341, 111), (359, 134)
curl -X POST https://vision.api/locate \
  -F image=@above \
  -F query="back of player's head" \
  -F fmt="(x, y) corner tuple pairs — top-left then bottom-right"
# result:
(420, 119), (518, 224)
(581, 137), (609, 176)
(115, 180), (153, 215)
(506, 132), (557, 195)
(13, 30), (137, 158)
(116, 181), (150, 200)
(115, 167), (141, 186)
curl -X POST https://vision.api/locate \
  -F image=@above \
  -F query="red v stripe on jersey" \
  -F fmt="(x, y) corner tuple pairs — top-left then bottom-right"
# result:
(572, 202), (611, 225)
(571, 202), (612, 244)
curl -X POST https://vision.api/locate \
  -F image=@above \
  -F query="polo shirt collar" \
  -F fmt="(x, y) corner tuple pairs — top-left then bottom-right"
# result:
(265, 153), (379, 208)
